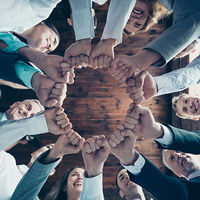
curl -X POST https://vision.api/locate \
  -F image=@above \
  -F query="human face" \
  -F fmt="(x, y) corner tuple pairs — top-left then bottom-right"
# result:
(125, 0), (149, 35)
(164, 150), (200, 178)
(117, 169), (144, 199)
(28, 22), (59, 53)
(6, 100), (43, 120)
(66, 168), (84, 197)
(176, 95), (200, 119)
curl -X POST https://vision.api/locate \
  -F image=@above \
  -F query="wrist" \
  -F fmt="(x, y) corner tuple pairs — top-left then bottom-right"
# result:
(85, 165), (103, 178)
(77, 38), (91, 45)
(31, 72), (42, 90)
(119, 150), (137, 166)
(151, 122), (163, 139)
(41, 148), (62, 164)
(101, 38), (116, 47)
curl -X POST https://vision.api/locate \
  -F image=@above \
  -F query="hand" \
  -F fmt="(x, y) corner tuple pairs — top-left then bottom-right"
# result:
(39, 54), (70, 83)
(31, 72), (67, 107)
(125, 104), (163, 139)
(110, 54), (140, 83)
(82, 135), (110, 177)
(126, 71), (157, 104)
(89, 39), (115, 69)
(64, 39), (91, 68)
(44, 107), (72, 135)
(108, 126), (137, 165)
(50, 131), (85, 158)
(61, 62), (75, 84)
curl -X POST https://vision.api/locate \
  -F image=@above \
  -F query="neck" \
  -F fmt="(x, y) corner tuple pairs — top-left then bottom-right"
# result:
(20, 28), (34, 47)
(67, 192), (80, 200)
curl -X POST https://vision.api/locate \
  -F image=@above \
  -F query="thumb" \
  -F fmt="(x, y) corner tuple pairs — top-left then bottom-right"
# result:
(64, 50), (72, 64)
(45, 99), (57, 108)
(135, 71), (147, 88)
(63, 71), (70, 83)
(89, 49), (97, 65)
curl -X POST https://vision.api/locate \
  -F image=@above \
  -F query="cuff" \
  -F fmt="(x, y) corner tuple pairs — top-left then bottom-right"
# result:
(121, 153), (145, 175)
(80, 173), (103, 200)
(27, 114), (48, 135)
(14, 61), (42, 89)
(155, 125), (173, 146)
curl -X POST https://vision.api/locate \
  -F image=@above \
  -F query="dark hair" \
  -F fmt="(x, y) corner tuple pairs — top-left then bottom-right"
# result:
(43, 19), (61, 43)
(44, 167), (84, 200)
(115, 167), (125, 192)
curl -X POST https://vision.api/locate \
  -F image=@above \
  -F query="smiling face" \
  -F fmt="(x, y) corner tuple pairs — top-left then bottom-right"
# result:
(125, 0), (149, 35)
(117, 169), (145, 199)
(5, 100), (43, 120)
(164, 150), (200, 178)
(65, 168), (84, 197)
(175, 95), (200, 120)
(27, 22), (59, 53)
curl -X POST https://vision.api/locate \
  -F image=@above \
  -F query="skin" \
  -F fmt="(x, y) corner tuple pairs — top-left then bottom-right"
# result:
(164, 150), (200, 178)
(65, 168), (85, 200)
(175, 95), (200, 120)
(117, 169), (145, 200)
(5, 100), (42, 120)
(21, 22), (59, 53)
(125, 0), (149, 35)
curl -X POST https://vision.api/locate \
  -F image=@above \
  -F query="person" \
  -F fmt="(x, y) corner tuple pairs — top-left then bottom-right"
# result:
(65, 0), (137, 69)
(2, 99), (44, 121)
(116, 167), (146, 200)
(172, 94), (200, 120)
(0, 143), (56, 200)
(108, 118), (200, 200)
(0, 107), (72, 151)
(124, 0), (168, 36)
(110, 0), (200, 83)
(162, 150), (200, 180)
(11, 131), (85, 200)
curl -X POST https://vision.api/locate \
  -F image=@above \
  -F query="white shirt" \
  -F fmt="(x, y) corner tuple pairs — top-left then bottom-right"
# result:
(188, 169), (200, 180)
(80, 173), (104, 200)
(154, 54), (200, 96)
(70, 0), (136, 44)
(0, 113), (48, 151)
(0, 0), (61, 33)
(0, 151), (28, 200)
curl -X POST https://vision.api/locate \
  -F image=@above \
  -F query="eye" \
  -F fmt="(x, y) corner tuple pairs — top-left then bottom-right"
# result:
(134, 22), (142, 28)
(170, 155), (174, 161)
(53, 38), (57, 45)
(26, 104), (32, 111)
(184, 99), (188, 104)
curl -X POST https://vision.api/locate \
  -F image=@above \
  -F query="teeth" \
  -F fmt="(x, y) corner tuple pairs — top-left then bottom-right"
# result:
(133, 8), (142, 14)
(74, 181), (83, 186)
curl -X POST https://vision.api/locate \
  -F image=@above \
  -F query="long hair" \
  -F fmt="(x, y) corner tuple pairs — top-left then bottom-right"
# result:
(44, 167), (83, 200)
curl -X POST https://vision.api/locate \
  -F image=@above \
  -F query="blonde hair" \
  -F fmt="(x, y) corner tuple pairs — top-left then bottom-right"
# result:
(162, 150), (174, 172)
(172, 94), (191, 119)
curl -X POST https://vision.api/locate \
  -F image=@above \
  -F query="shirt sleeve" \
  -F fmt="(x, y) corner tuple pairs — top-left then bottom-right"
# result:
(121, 153), (145, 175)
(69, 0), (94, 40)
(144, 9), (200, 66)
(0, 32), (28, 53)
(101, 0), (136, 44)
(11, 150), (60, 200)
(0, 114), (48, 151)
(155, 125), (173, 147)
(80, 173), (104, 200)
(14, 61), (42, 89)
(154, 55), (200, 96)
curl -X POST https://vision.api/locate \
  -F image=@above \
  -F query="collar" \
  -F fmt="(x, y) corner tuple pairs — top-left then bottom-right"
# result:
(188, 169), (200, 180)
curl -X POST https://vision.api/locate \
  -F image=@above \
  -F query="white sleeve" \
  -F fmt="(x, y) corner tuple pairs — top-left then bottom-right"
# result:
(121, 153), (145, 175)
(30, 0), (62, 21)
(154, 55), (200, 96)
(69, 0), (94, 40)
(101, 0), (136, 44)
(155, 125), (173, 146)
(80, 173), (104, 200)
(0, 114), (48, 151)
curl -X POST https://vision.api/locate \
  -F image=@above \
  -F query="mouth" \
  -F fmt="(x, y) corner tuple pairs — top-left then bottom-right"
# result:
(73, 180), (83, 186)
(133, 7), (144, 15)
(191, 99), (200, 113)
(44, 39), (49, 49)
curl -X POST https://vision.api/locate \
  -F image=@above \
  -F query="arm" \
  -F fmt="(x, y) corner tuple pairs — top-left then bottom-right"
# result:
(156, 124), (200, 154)
(11, 132), (84, 200)
(154, 55), (200, 96)
(125, 155), (188, 200)
(145, 8), (200, 65)
(101, 0), (136, 45)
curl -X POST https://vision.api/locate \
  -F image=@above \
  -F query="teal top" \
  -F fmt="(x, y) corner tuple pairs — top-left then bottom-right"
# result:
(0, 32), (41, 88)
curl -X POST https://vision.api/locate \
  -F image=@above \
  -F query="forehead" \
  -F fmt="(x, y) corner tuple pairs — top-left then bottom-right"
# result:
(69, 168), (84, 175)
(117, 169), (127, 179)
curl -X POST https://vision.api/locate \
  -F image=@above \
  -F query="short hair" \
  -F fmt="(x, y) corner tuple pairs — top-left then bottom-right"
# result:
(24, 99), (45, 112)
(162, 150), (174, 172)
(172, 93), (190, 119)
